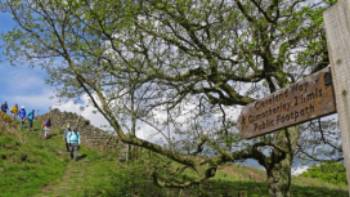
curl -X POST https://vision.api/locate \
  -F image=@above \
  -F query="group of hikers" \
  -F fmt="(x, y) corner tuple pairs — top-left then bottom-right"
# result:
(1, 101), (38, 130)
(1, 101), (81, 160)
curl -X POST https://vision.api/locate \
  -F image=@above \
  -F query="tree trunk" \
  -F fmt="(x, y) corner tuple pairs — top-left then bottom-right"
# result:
(266, 152), (292, 197)
(265, 127), (299, 197)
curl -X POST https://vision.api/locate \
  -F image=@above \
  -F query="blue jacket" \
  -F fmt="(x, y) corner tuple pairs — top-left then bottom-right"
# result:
(19, 108), (26, 120)
(67, 131), (80, 145)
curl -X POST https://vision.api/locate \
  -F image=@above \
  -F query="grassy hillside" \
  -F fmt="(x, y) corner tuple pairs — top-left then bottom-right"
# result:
(0, 125), (66, 197)
(0, 120), (348, 197)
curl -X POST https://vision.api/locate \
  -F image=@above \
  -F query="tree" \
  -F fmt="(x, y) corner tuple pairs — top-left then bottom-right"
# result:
(0, 0), (339, 196)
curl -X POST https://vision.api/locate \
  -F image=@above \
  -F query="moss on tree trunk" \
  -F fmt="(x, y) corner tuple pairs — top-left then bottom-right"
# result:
(264, 127), (299, 197)
(266, 153), (292, 197)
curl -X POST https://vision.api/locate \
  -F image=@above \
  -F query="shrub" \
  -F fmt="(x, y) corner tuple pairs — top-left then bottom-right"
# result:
(302, 162), (347, 185)
(0, 111), (13, 126)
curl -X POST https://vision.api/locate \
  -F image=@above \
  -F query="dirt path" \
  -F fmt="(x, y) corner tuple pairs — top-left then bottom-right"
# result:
(35, 159), (88, 197)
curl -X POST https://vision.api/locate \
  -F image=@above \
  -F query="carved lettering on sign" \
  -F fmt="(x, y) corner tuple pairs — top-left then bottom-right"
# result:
(238, 67), (337, 139)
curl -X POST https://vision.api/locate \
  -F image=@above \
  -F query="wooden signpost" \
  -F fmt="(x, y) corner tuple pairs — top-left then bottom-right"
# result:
(238, 0), (350, 193)
(324, 0), (350, 193)
(238, 68), (336, 139)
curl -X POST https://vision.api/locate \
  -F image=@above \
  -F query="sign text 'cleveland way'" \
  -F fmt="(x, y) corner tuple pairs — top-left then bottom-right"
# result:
(238, 67), (337, 139)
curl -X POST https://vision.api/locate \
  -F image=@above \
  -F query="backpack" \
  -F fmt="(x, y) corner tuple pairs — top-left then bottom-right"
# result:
(68, 131), (80, 144)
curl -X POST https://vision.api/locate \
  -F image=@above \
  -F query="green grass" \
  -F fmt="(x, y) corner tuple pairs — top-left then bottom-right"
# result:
(79, 154), (349, 197)
(0, 127), (67, 197)
(301, 161), (347, 186)
(35, 148), (110, 197)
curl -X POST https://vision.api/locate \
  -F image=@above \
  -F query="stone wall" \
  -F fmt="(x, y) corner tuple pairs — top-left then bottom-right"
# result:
(38, 109), (122, 152)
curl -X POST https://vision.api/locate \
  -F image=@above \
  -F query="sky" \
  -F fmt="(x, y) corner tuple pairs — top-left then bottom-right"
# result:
(0, 12), (109, 128)
(0, 13), (53, 112)
(0, 12), (152, 138)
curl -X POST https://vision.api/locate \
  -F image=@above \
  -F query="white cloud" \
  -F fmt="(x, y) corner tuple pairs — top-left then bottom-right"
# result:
(292, 166), (309, 175)
(3, 90), (55, 112)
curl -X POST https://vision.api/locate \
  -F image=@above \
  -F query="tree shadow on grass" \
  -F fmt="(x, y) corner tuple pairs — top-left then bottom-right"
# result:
(290, 184), (349, 197)
(82, 172), (348, 197)
(100, 179), (348, 197)
(183, 179), (349, 197)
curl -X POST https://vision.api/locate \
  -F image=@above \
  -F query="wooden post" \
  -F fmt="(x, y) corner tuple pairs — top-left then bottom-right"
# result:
(324, 0), (350, 193)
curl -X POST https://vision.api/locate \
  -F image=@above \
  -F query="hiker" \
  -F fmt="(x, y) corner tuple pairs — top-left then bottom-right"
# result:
(1, 102), (8, 113)
(10, 104), (18, 120)
(27, 110), (35, 129)
(42, 118), (52, 139)
(64, 123), (72, 152)
(19, 106), (26, 128)
(67, 127), (81, 160)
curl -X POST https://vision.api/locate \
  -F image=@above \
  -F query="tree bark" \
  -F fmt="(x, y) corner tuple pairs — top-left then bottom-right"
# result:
(266, 152), (293, 197)
(264, 127), (299, 197)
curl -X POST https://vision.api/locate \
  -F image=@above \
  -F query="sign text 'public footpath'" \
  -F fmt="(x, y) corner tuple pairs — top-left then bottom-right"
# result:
(238, 67), (337, 139)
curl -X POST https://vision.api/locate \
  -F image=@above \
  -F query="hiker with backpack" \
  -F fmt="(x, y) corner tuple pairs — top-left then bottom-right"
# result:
(27, 110), (35, 129)
(19, 106), (26, 129)
(64, 123), (72, 152)
(10, 104), (18, 120)
(67, 127), (81, 160)
(42, 118), (51, 139)
(1, 102), (8, 114)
